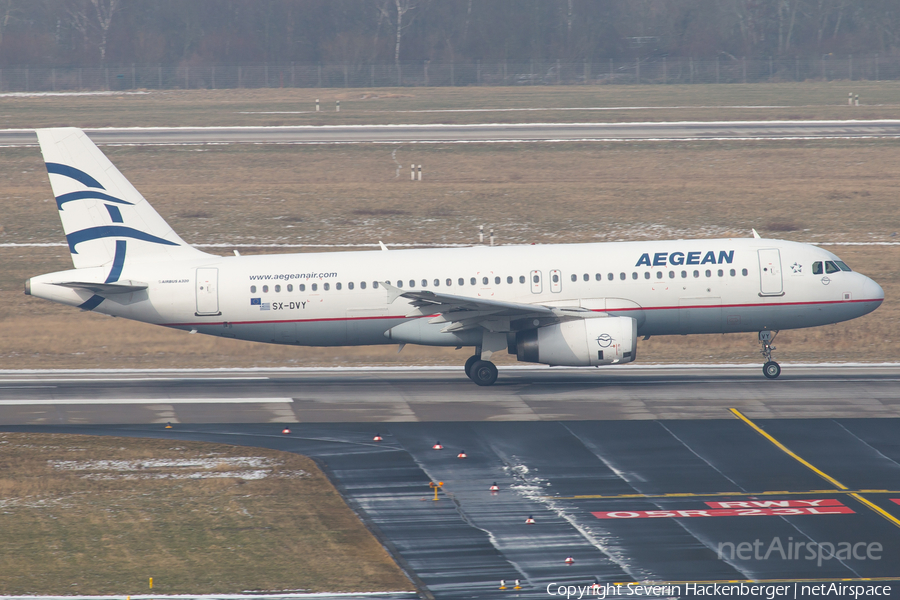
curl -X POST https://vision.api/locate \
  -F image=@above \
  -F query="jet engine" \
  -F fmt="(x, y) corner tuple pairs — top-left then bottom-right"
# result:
(516, 316), (637, 366)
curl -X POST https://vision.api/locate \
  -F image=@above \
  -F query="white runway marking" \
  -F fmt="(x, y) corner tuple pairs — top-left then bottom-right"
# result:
(0, 397), (293, 405)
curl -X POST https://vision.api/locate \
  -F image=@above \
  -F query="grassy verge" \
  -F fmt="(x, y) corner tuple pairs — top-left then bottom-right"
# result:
(0, 433), (413, 595)
(2, 82), (899, 128)
(2, 140), (897, 368)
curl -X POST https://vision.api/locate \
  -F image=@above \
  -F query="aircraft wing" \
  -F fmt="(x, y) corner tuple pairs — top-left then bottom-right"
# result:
(382, 282), (593, 333)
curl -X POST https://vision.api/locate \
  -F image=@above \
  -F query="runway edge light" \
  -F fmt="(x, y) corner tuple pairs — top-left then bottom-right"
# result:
(525, 515), (535, 524)
(373, 433), (383, 441)
(458, 450), (467, 459)
(490, 482), (499, 492)
(565, 556), (574, 565)
(433, 441), (443, 450)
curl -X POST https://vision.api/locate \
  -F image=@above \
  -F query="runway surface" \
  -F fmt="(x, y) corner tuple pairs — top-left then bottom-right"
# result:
(2, 365), (900, 424)
(2, 120), (900, 145)
(3, 366), (900, 598)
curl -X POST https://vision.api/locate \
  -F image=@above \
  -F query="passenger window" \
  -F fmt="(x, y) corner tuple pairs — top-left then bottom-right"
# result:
(607, 273), (614, 281)
(372, 282), (378, 289)
(422, 279), (428, 287)
(434, 279), (440, 287)
(583, 273), (589, 282)
(632, 272), (638, 280)
(335, 282), (341, 290)
(482, 277), (489, 285)
(532, 275), (539, 283)
(360, 281), (366, 289)
(825, 261), (840, 274)
(397, 281), (403, 288)
(742, 268), (748, 276)
(519, 275), (526, 284)
(274, 284), (281, 292)
(299, 284), (306, 292)
(459, 278), (465, 286)
(507, 276), (513, 284)
(620, 272), (626, 280)
(324, 283), (330, 291)
(681, 271), (687, 278)
(311, 283), (317, 291)
(595, 273), (602, 281)
(471, 277), (477, 285)
(568, 274), (575, 282)
(644, 272), (650, 280)
(835, 261), (852, 272)
(250, 285), (256, 293)
(494, 276), (501, 285)
(656, 271), (663, 279)
(668, 271), (675, 279)
(447, 278), (453, 286)
(718, 269), (724, 277)
(409, 280), (415, 288)
(287, 284), (293, 292)
(730, 269), (736, 276)
(262, 285), (269, 293)
(812, 262), (823, 275)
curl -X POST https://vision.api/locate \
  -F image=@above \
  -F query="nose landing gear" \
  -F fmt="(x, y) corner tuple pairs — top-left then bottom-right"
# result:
(759, 330), (781, 379)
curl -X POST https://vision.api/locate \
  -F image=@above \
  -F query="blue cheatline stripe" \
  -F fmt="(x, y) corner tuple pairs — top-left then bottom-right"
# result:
(57, 190), (132, 210)
(66, 226), (179, 254)
(104, 240), (127, 283)
(78, 294), (105, 311)
(105, 204), (124, 223)
(45, 163), (105, 189)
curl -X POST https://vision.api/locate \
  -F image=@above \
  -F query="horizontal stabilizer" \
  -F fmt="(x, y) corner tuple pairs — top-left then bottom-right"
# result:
(54, 280), (148, 294)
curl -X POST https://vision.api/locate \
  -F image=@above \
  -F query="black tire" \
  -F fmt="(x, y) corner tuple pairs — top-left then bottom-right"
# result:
(763, 361), (781, 379)
(464, 355), (480, 380)
(470, 360), (499, 386)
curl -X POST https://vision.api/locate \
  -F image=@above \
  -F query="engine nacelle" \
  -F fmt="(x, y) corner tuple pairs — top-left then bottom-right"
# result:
(516, 316), (637, 366)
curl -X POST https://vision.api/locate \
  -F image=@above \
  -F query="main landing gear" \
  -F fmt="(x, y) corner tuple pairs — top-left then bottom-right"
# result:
(759, 330), (781, 379)
(465, 354), (498, 387)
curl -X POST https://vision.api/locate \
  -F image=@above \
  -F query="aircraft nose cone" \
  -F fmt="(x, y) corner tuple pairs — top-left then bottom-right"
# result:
(865, 277), (884, 303)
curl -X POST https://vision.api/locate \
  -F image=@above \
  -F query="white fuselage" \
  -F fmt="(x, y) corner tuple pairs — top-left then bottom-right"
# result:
(29, 237), (884, 351)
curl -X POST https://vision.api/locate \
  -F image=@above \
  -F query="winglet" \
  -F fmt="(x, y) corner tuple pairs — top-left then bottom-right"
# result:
(379, 241), (389, 251)
(381, 281), (404, 303)
(751, 228), (761, 239)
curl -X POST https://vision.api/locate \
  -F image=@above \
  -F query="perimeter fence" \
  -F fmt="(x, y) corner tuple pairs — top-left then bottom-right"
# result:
(2, 55), (898, 92)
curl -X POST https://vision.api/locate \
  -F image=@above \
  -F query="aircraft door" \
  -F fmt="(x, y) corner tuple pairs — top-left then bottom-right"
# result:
(758, 249), (783, 296)
(530, 270), (542, 294)
(195, 267), (221, 315)
(549, 269), (562, 293)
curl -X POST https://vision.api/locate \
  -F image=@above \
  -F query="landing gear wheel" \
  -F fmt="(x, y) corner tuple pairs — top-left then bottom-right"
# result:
(470, 360), (498, 387)
(763, 361), (781, 379)
(464, 355), (480, 380)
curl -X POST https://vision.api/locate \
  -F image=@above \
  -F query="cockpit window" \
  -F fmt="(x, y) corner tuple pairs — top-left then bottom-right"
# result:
(812, 262), (823, 275)
(835, 261), (852, 272)
(824, 261), (840, 274)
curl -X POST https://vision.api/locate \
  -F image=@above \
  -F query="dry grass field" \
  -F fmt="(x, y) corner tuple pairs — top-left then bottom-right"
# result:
(1, 82), (899, 128)
(0, 432), (412, 595)
(1, 138), (897, 369)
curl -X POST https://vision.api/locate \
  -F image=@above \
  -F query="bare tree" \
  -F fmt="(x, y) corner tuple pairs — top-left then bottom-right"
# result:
(89, 0), (119, 63)
(379, 0), (416, 84)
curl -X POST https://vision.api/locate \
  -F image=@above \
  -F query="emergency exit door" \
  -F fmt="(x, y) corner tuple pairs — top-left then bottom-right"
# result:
(758, 249), (783, 296)
(195, 267), (221, 315)
(530, 270), (542, 294)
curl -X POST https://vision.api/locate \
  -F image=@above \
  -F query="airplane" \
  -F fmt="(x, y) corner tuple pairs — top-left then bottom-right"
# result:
(25, 127), (884, 386)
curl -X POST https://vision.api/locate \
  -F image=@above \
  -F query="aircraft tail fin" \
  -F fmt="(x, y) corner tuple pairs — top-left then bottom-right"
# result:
(36, 127), (208, 272)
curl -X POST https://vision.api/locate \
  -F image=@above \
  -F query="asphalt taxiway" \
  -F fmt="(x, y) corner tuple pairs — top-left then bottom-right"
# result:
(3, 366), (899, 599)
(3, 120), (900, 146)
(2, 365), (900, 424)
